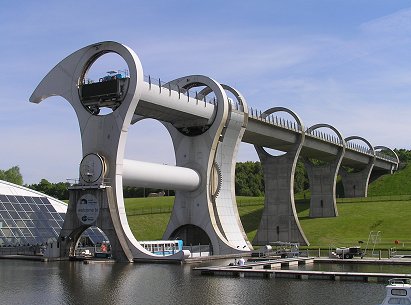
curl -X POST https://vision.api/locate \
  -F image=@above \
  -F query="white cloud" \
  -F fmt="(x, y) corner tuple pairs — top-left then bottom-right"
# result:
(360, 8), (411, 36)
(2, 3), (411, 184)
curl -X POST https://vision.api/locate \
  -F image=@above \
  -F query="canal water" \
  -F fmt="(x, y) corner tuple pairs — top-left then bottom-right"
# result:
(0, 259), (389, 305)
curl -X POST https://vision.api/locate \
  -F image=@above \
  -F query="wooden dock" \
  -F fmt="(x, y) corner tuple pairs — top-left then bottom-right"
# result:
(193, 257), (411, 282)
(235, 257), (314, 269)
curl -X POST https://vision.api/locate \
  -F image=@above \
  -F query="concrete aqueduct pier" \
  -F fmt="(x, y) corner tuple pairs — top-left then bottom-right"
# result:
(30, 41), (398, 262)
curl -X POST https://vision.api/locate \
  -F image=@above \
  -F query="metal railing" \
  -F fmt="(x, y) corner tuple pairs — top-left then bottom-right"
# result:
(144, 75), (246, 112)
(183, 244), (212, 257)
(248, 108), (303, 133)
(0, 245), (45, 256)
(336, 194), (411, 203)
(127, 206), (173, 216)
(66, 177), (112, 188)
(126, 200), (265, 216)
(144, 75), (217, 105)
(143, 74), (397, 164)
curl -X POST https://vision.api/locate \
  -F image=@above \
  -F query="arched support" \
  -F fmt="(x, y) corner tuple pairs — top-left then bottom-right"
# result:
(340, 136), (375, 198)
(60, 187), (128, 261)
(161, 76), (249, 255)
(30, 41), (188, 262)
(210, 84), (252, 250)
(170, 225), (212, 251)
(374, 146), (399, 169)
(369, 145), (400, 183)
(253, 107), (309, 246)
(370, 146), (400, 183)
(304, 124), (346, 218)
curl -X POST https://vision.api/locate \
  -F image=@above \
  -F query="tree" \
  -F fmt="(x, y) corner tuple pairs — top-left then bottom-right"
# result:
(394, 149), (411, 163)
(235, 161), (264, 196)
(0, 166), (23, 185)
(294, 160), (308, 194)
(27, 179), (69, 200)
(235, 160), (309, 196)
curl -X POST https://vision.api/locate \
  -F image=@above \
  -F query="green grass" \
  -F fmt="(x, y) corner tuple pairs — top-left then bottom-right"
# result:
(125, 196), (411, 250)
(236, 196), (265, 206)
(298, 200), (411, 248)
(123, 163), (411, 249)
(125, 196), (175, 209)
(368, 163), (411, 196)
(237, 205), (264, 242)
(127, 213), (170, 240)
(125, 197), (174, 215)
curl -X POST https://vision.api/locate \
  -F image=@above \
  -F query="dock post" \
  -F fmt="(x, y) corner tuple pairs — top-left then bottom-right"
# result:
(334, 275), (341, 281)
(263, 273), (272, 279)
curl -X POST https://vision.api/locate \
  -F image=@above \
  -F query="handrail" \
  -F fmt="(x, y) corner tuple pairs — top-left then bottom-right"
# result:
(141, 73), (396, 166)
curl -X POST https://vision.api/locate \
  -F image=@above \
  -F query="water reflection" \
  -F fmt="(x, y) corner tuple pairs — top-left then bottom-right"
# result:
(295, 262), (411, 274)
(0, 260), (389, 305)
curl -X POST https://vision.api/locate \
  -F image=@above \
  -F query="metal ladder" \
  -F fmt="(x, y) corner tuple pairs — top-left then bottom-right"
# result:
(364, 231), (381, 257)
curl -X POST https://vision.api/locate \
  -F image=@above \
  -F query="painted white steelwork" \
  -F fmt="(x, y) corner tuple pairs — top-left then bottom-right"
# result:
(29, 41), (398, 261)
(122, 159), (200, 191)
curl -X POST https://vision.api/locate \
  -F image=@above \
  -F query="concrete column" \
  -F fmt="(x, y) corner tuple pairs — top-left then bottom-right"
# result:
(59, 186), (130, 262)
(304, 124), (345, 218)
(161, 76), (250, 255)
(340, 165), (373, 198)
(253, 107), (309, 246)
(340, 136), (375, 198)
(305, 162), (341, 217)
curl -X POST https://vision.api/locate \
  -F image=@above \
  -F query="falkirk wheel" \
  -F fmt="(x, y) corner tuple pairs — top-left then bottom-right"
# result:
(30, 41), (252, 262)
(30, 41), (399, 262)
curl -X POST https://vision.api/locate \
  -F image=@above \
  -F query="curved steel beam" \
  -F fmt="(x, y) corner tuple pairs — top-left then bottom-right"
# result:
(198, 83), (249, 120)
(262, 106), (304, 133)
(374, 146), (400, 166)
(30, 41), (143, 126)
(256, 107), (305, 158)
(221, 84), (249, 114)
(306, 123), (345, 147)
(345, 135), (376, 163)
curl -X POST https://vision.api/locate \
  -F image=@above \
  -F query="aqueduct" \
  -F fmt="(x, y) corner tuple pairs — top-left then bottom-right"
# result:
(30, 41), (398, 262)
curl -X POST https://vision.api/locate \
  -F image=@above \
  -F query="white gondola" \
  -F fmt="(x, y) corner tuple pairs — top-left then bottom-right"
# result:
(139, 240), (183, 256)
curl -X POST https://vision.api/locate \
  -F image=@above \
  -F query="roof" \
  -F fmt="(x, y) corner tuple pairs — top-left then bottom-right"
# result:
(0, 180), (106, 246)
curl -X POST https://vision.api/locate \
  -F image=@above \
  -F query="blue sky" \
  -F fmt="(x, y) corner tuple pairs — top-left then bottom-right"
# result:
(1, 0), (410, 184)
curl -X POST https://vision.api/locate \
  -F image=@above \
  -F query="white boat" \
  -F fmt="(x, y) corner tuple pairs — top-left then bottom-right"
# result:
(379, 278), (411, 305)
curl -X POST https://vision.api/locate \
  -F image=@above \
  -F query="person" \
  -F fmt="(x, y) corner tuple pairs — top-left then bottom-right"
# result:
(238, 257), (245, 266)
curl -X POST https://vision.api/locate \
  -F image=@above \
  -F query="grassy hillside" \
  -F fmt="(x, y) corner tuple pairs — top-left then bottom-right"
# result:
(125, 197), (411, 249)
(124, 165), (411, 249)
(297, 200), (411, 248)
(368, 163), (411, 196)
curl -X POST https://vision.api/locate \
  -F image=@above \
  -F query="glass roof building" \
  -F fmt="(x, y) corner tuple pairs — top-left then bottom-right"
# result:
(0, 180), (105, 247)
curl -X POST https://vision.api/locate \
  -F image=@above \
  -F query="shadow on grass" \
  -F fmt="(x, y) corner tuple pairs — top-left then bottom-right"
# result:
(240, 201), (311, 234)
(295, 199), (310, 213)
(240, 208), (263, 235)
